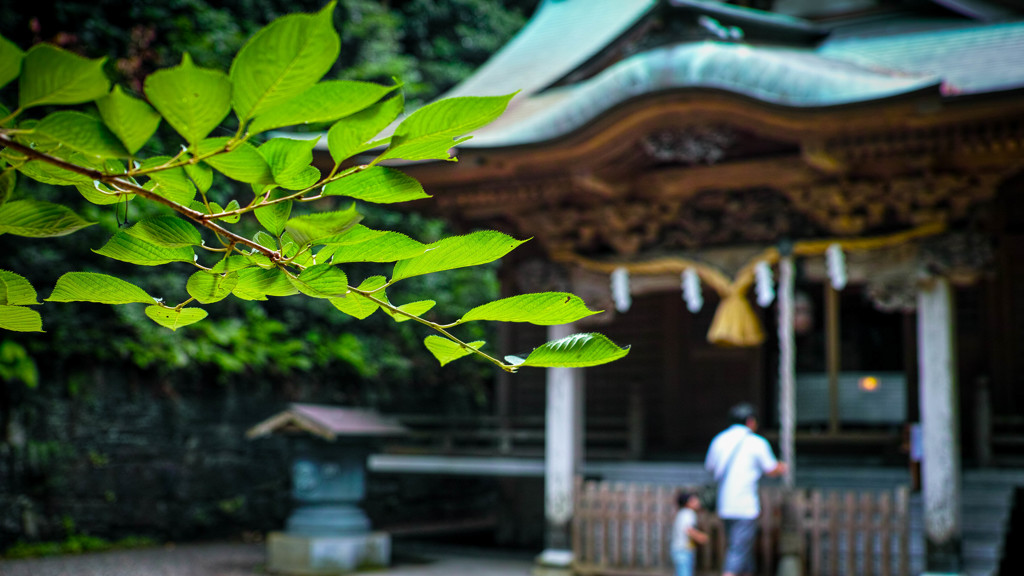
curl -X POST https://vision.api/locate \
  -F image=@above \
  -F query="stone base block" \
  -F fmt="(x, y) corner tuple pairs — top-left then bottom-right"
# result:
(533, 549), (574, 576)
(267, 531), (391, 575)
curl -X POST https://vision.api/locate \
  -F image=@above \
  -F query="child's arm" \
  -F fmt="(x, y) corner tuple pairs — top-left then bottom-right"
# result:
(687, 527), (709, 545)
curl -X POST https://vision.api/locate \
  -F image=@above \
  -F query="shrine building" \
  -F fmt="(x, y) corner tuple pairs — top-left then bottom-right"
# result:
(318, 1), (1024, 573)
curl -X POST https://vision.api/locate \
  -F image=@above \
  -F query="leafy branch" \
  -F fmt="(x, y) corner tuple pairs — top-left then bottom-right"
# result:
(0, 3), (629, 372)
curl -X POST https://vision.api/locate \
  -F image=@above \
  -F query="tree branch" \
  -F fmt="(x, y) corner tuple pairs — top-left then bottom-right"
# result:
(349, 287), (515, 372)
(0, 135), (284, 263)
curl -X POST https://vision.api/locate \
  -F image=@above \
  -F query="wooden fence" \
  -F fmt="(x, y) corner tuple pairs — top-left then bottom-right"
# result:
(572, 478), (910, 576)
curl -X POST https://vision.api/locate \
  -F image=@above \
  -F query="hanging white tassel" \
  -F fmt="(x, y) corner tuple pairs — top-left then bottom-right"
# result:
(755, 260), (775, 307)
(611, 267), (632, 312)
(682, 268), (703, 313)
(826, 243), (847, 290)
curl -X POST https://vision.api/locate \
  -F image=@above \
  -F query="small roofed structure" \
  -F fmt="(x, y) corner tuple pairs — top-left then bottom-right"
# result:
(246, 403), (407, 442)
(247, 404), (406, 575)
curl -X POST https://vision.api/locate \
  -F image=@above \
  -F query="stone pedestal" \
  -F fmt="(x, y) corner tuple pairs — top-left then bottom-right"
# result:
(270, 442), (389, 574)
(267, 531), (391, 575)
(247, 405), (407, 576)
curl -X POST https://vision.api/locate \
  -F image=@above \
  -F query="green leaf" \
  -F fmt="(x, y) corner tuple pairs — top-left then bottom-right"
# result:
(76, 181), (131, 205)
(34, 111), (128, 158)
(330, 275), (385, 319)
(255, 197), (292, 237)
(186, 271), (239, 304)
(381, 299), (435, 323)
(289, 263), (348, 298)
(0, 270), (39, 305)
(0, 200), (94, 237)
(145, 305), (207, 330)
(323, 166), (429, 204)
(391, 231), (525, 282)
(253, 230), (278, 251)
(140, 156), (196, 205)
(16, 160), (91, 185)
(19, 44), (109, 109)
(249, 80), (398, 134)
(320, 230), (426, 263)
(424, 336), (484, 367)
(284, 237), (311, 266)
(196, 137), (274, 184)
(189, 199), (242, 225)
(144, 53), (231, 145)
(93, 230), (195, 266)
(210, 256), (252, 273)
(0, 35), (24, 92)
(0, 169), (15, 206)
(47, 272), (154, 304)
(328, 94), (403, 164)
(125, 216), (201, 248)
(96, 85), (161, 155)
(184, 160), (213, 193)
(220, 199), (242, 224)
(512, 333), (630, 368)
(377, 93), (515, 163)
(284, 205), (362, 247)
(461, 293), (600, 325)
(247, 252), (275, 269)
(232, 267), (298, 300)
(315, 223), (386, 246)
(258, 137), (321, 190)
(0, 306), (42, 332)
(230, 2), (340, 122)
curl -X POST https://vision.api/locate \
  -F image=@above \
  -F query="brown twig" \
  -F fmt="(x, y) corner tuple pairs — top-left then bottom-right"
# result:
(0, 134), (283, 263)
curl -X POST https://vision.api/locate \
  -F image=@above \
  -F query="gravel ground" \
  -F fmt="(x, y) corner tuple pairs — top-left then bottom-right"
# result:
(0, 542), (536, 576)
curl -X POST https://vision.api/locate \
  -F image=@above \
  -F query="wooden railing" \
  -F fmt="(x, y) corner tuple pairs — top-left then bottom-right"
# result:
(572, 478), (910, 576)
(382, 414), (643, 458)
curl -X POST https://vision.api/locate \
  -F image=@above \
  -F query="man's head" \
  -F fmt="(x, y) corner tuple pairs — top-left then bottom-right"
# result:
(729, 402), (758, 431)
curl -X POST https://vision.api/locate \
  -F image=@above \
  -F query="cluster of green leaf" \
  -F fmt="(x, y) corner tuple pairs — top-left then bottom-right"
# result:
(0, 3), (628, 372)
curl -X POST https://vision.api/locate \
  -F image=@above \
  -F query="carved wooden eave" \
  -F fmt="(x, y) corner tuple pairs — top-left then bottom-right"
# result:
(405, 91), (1024, 263)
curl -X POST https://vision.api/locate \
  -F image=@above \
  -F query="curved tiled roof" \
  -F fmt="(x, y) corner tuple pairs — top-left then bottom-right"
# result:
(331, 0), (1024, 155)
(467, 41), (940, 148)
(440, 0), (659, 101)
(819, 21), (1024, 95)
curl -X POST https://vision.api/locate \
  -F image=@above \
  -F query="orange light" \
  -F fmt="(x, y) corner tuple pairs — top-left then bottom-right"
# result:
(859, 376), (880, 392)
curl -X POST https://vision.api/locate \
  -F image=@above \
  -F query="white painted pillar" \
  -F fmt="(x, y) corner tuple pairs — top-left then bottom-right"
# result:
(917, 276), (963, 573)
(539, 322), (583, 567)
(777, 256), (796, 487)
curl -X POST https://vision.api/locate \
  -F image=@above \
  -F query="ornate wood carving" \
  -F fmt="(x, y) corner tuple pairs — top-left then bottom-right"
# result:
(639, 126), (737, 165)
(857, 231), (994, 312)
(781, 172), (1001, 236)
(451, 171), (1000, 260)
(511, 188), (826, 257)
(822, 117), (1024, 164)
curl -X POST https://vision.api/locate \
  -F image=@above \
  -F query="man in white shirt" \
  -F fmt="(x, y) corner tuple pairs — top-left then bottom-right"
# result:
(704, 403), (787, 576)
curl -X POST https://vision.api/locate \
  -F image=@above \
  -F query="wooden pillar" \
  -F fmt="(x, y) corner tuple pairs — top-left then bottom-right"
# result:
(539, 322), (583, 567)
(974, 376), (992, 467)
(826, 284), (841, 434)
(917, 277), (963, 573)
(778, 256), (796, 487)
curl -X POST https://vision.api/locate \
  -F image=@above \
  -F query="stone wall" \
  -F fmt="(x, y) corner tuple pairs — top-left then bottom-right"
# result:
(0, 374), (514, 551)
(0, 376), (293, 548)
